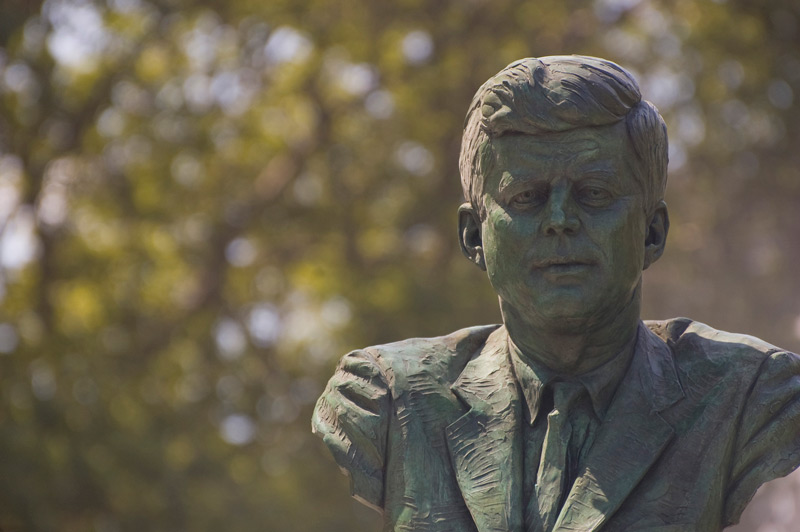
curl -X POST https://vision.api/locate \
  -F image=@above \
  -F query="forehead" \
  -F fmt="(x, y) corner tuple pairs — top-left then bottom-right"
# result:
(489, 122), (632, 171)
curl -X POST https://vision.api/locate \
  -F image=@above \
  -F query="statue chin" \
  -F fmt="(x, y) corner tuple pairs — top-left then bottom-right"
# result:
(503, 291), (618, 330)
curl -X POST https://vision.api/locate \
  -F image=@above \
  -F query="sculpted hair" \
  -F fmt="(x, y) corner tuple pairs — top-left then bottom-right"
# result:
(459, 56), (668, 217)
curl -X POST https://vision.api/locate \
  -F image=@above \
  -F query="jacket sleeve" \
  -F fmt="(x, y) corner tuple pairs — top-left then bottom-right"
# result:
(723, 349), (800, 526)
(312, 349), (391, 512)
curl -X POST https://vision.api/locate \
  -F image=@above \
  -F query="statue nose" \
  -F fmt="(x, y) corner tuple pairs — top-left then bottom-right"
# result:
(542, 189), (579, 236)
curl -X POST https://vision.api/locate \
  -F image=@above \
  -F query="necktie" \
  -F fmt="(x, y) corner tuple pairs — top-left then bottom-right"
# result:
(528, 380), (590, 531)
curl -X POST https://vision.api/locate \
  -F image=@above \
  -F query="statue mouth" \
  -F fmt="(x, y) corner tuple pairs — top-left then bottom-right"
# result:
(533, 257), (595, 268)
(533, 257), (596, 276)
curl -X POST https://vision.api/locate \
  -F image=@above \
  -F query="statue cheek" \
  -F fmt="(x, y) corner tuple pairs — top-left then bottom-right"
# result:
(483, 212), (514, 248)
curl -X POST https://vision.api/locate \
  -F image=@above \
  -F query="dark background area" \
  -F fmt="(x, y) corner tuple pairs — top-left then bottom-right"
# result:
(0, 0), (799, 530)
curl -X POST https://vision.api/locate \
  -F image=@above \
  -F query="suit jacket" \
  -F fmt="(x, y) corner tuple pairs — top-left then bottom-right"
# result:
(312, 318), (800, 531)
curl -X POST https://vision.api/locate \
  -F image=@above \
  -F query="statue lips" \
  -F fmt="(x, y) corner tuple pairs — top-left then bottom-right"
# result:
(533, 256), (596, 281)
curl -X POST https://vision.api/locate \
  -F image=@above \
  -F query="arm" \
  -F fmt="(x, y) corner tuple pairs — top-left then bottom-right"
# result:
(312, 349), (391, 512)
(724, 349), (800, 526)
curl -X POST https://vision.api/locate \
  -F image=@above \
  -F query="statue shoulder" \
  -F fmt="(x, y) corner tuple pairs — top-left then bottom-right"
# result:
(360, 324), (501, 387)
(312, 324), (501, 510)
(644, 317), (789, 373)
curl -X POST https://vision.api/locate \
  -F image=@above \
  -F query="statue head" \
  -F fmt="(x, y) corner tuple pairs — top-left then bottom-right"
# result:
(459, 55), (668, 220)
(457, 56), (670, 337)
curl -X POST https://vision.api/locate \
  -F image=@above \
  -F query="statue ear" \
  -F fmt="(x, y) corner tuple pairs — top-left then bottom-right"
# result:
(643, 200), (669, 270)
(458, 203), (486, 271)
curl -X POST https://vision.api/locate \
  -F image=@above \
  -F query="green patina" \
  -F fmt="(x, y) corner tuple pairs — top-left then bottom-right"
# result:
(313, 56), (800, 532)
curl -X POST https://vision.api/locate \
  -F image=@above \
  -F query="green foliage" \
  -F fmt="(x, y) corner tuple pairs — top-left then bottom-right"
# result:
(0, 0), (798, 530)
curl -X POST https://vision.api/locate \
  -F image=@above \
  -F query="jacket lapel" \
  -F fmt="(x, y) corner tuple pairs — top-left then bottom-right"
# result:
(554, 324), (685, 532)
(446, 326), (524, 532)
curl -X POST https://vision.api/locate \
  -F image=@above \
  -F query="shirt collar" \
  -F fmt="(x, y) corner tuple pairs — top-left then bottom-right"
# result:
(507, 323), (639, 424)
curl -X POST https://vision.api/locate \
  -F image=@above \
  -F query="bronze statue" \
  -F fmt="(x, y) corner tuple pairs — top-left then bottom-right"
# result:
(312, 55), (800, 531)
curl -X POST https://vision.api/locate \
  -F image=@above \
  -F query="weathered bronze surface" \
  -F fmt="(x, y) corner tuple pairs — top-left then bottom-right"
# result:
(312, 56), (800, 531)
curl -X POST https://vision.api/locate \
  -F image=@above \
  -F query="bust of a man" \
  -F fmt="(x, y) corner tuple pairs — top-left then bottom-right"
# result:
(312, 55), (800, 532)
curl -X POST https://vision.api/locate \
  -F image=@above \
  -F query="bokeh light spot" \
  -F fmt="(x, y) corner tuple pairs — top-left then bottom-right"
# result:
(220, 414), (255, 445)
(402, 30), (434, 65)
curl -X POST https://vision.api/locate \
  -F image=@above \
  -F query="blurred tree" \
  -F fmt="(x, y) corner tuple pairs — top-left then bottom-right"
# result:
(0, 0), (798, 530)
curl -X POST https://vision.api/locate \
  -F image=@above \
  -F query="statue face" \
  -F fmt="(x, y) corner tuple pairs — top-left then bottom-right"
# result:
(478, 122), (650, 329)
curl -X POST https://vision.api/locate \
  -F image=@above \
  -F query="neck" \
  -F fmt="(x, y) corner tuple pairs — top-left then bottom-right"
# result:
(501, 284), (642, 375)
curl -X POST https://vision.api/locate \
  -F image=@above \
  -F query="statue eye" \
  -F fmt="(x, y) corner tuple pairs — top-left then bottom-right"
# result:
(510, 187), (547, 208)
(576, 185), (612, 207)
